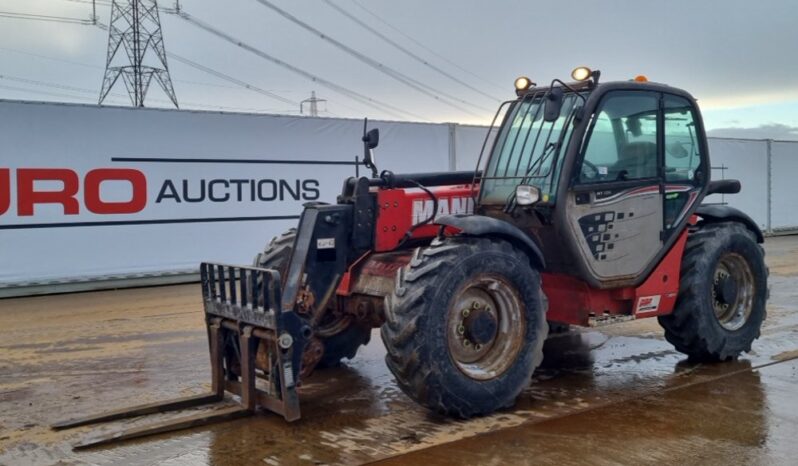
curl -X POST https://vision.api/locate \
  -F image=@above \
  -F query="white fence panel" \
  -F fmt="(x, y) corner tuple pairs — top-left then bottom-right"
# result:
(705, 138), (769, 230)
(453, 124), (490, 171)
(2, 98), (796, 295)
(0, 100), (450, 289)
(771, 141), (798, 231)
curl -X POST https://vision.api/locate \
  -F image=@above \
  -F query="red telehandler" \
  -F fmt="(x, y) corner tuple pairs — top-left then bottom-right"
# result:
(55, 67), (767, 448)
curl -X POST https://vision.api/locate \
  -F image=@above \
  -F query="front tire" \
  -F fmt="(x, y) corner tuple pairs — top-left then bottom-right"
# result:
(658, 222), (767, 361)
(381, 237), (547, 417)
(254, 229), (371, 368)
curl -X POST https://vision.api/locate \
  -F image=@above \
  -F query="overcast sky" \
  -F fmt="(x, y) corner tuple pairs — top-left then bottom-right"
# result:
(0, 0), (796, 139)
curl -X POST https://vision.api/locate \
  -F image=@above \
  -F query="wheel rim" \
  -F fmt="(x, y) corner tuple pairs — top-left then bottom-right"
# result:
(712, 252), (755, 331)
(447, 274), (525, 380)
(314, 312), (353, 338)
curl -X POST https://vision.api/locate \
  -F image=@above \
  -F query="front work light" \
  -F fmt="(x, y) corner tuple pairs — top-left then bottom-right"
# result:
(571, 66), (592, 81)
(516, 185), (541, 206)
(514, 76), (534, 92)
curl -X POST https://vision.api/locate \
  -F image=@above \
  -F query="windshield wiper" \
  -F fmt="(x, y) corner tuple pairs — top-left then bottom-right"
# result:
(503, 141), (558, 213)
(523, 141), (558, 178)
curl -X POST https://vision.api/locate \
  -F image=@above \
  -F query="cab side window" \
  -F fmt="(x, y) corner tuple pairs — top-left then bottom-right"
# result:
(664, 95), (702, 183)
(579, 92), (659, 183)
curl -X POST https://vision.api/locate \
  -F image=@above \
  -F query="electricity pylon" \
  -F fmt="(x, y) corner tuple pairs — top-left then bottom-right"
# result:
(99, 0), (178, 108)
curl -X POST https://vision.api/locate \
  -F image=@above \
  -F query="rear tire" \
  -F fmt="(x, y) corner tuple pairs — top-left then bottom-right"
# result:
(254, 229), (371, 367)
(658, 222), (767, 361)
(381, 236), (547, 417)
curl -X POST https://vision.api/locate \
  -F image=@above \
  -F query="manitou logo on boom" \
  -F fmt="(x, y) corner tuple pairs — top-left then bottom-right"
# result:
(412, 196), (474, 224)
(0, 168), (146, 216)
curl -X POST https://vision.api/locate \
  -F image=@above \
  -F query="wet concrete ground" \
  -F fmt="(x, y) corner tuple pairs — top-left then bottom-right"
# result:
(1, 236), (798, 465)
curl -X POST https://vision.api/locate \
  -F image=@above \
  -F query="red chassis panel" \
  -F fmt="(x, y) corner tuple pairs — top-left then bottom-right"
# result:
(544, 226), (690, 326)
(374, 185), (475, 252)
(368, 184), (692, 326)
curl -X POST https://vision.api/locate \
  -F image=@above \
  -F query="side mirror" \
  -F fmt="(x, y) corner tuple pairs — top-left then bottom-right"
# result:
(363, 128), (379, 149)
(515, 185), (541, 206)
(362, 125), (379, 177)
(544, 87), (564, 122)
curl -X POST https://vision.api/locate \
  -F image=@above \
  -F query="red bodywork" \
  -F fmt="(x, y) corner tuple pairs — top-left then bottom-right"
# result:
(374, 184), (474, 251)
(540, 227), (688, 325)
(345, 184), (690, 326)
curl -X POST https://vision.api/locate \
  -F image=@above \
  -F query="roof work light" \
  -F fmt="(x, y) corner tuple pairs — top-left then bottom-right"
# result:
(571, 66), (592, 81)
(514, 76), (534, 94)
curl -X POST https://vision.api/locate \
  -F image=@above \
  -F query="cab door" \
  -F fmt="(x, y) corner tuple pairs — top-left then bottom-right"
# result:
(564, 91), (664, 284)
(662, 94), (705, 242)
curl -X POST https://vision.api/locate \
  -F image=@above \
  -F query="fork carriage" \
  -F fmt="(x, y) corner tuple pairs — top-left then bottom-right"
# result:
(52, 262), (308, 449)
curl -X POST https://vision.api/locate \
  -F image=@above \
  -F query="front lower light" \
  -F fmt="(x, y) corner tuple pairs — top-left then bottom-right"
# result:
(515, 185), (541, 206)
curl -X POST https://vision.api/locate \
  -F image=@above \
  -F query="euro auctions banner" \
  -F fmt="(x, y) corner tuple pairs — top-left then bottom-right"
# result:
(0, 100), (453, 289)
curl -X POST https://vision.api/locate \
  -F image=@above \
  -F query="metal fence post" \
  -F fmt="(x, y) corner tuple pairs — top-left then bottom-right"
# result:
(766, 139), (773, 234)
(448, 123), (457, 171)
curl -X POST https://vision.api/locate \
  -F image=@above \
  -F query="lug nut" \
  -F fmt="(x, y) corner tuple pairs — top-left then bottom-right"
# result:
(457, 325), (465, 335)
(463, 339), (471, 347)
(462, 308), (470, 318)
(471, 301), (481, 310)
(474, 343), (482, 351)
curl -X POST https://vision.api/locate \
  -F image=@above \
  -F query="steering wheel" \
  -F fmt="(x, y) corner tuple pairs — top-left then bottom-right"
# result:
(581, 160), (600, 180)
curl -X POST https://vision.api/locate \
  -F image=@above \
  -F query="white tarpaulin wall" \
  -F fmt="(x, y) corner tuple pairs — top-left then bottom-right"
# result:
(0, 100), (451, 292)
(453, 124), (494, 171)
(771, 141), (798, 231)
(704, 138), (769, 230)
(1, 100), (796, 294)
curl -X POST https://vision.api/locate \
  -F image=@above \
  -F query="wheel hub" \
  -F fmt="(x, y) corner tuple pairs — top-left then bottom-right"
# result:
(464, 308), (498, 345)
(712, 253), (755, 331)
(714, 272), (738, 306)
(446, 275), (525, 380)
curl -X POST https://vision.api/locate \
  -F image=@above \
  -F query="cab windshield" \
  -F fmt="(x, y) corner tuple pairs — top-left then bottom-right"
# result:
(479, 89), (584, 205)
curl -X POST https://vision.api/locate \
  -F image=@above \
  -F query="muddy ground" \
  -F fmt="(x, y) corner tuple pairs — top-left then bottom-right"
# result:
(1, 236), (798, 465)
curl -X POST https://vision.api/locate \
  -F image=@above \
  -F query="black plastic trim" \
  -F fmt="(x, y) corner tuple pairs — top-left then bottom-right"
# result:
(435, 214), (546, 269)
(707, 179), (741, 195)
(696, 204), (764, 243)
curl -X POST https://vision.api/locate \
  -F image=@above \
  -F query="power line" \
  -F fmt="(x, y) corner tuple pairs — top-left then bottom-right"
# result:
(348, 0), (506, 94)
(0, 46), (100, 69)
(63, 0), (113, 6)
(0, 83), (97, 102)
(1, 2), (421, 119)
(0, 11), (92, 25)
(0, 29), (296, 109)
(0, 46), (244, 91)
(252, 0), (489, 116)
(0, 73), (106, 95)
(176, 11), (429, 121)
(167, 53), (299, 106)
(0, 74), (296, 113)
(322, 0), (500, 103)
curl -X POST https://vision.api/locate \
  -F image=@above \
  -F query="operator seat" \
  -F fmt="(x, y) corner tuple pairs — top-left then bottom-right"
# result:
(615, 141), (657, 179)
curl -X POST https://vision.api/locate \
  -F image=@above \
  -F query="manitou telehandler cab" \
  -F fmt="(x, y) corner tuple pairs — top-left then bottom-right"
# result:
(56, 67), (767, 448)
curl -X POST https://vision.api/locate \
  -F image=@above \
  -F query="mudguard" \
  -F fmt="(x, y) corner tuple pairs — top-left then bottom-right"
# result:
(696, 204), (764, 243)
(436, 214), (546, 268)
